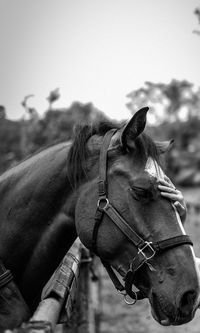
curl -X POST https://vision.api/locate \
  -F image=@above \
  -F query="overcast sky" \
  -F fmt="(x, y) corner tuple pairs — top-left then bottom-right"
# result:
(0, 0), (200, 120)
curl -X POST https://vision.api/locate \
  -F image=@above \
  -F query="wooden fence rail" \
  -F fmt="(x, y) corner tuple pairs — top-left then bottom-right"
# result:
(7, 238), (101, 333)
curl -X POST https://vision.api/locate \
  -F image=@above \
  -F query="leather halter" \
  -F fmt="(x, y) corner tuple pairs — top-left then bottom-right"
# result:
(0, 259), (13, 289)
(92, 129), (193, 303)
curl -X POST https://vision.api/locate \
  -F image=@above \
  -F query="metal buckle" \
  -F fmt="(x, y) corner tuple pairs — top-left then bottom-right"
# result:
(138, 241), (155, 261)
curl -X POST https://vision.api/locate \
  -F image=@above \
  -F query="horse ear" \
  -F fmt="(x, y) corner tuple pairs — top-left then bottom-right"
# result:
(156, 139), (174, 154)
(120, 107), (149, 149)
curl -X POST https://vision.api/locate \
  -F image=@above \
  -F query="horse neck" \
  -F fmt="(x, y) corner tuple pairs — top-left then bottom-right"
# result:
(0, 142), (74, 230)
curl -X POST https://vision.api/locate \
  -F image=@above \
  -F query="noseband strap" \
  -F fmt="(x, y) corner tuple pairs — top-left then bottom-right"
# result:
(92, 130), (193, 302)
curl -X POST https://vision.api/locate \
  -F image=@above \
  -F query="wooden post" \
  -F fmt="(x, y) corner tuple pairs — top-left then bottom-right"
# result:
(76, 247), (92, 333)
(22, 238), (82, 332)
(8, 239), (102, 333)
(89, 257), (102, 333)
(68, 249), (101, 333)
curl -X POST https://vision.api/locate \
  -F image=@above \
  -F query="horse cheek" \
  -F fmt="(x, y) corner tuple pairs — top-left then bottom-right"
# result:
(75, 183), (98, 249)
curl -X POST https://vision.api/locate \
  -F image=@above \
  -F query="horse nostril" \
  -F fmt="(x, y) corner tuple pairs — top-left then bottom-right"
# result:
(179, 290), (197, 316)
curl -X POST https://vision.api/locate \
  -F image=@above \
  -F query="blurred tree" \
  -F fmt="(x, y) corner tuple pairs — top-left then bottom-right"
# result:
(21, 94), (39, 121)
(0, 96), (108, 175)
(0, 118), (22, 173)
(0, 105), (6, 119)
(127, 79), (200, 124)
(194, 5), (200, 35)
(1, 83), (110, 173)
(38, 101), (107, 146)
(21, 95), (40, 157)
(46, 88), (60, 110)
(21, 94), (34, 112)
(18, 100), (108, 157)
(127, 80), (200, 186)
(195, 7), (200, 23)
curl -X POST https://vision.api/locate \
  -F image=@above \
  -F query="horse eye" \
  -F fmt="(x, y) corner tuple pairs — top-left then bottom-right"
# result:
(130, 186), (146, 200)
(130, 187), (150, 201)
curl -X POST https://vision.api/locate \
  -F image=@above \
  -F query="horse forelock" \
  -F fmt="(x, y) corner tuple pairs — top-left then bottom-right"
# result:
(145, 157), (165, 179)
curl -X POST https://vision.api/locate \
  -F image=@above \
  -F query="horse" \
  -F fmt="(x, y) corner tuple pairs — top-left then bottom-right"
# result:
(0, 107), (199, 330)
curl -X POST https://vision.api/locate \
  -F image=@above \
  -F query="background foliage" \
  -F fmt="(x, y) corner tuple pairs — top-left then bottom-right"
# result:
(1, 79), (200, 186)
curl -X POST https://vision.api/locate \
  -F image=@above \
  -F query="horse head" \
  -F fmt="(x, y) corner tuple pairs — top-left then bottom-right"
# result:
(74, 107), (200, 326)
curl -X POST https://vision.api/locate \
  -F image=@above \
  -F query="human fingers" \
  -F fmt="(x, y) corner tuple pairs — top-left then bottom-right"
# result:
(174, 201), (185, 211)
(174, 201), (186, 217)
(158, 184), (177, 193)
(158, 178), (175, 188)
(159, 191), (182, 201)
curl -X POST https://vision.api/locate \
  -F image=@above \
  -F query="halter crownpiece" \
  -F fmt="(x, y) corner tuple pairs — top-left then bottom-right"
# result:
(92, 130), (193, 304)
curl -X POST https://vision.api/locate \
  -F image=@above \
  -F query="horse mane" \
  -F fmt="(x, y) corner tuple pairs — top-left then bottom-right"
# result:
(66, 121), (119, 188)
(67, 121), (161, 188)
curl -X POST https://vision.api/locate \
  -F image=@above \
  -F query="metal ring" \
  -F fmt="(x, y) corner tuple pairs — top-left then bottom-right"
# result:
(97, 197), (109, 210)
(124, 292), (138, 305)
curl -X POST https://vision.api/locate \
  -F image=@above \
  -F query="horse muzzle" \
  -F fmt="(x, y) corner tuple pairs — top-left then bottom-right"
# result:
(149, 287), (199, 326)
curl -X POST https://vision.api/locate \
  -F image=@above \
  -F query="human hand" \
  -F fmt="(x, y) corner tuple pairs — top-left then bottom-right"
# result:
(158, 177), (187, 223)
